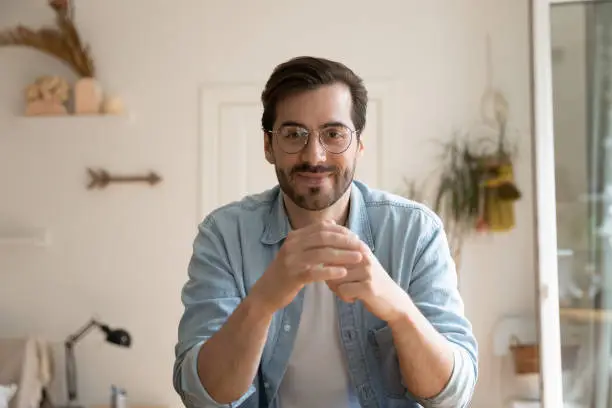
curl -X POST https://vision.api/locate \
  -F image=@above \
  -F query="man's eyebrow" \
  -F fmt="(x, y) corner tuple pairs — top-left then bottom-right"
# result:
(278, 121), (350, 128)
(321, 121), (349, 128)
(278, 121), (306, 128)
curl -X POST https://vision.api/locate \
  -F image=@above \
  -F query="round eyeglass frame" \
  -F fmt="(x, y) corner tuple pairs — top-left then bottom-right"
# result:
(264, 125), (359, 155)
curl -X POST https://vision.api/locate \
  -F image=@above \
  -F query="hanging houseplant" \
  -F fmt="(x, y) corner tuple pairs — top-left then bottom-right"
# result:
(401, 89), (522, 266)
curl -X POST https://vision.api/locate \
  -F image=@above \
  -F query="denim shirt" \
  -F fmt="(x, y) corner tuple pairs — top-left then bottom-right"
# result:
(173, 180), (478, 408)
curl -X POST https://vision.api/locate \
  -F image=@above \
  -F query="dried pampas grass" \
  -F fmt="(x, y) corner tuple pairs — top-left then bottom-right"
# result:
(0, 0), (95, 78)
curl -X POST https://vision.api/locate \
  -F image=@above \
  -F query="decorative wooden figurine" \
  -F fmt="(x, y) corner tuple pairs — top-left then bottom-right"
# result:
(74, 77), (102, 115)
(24, 76), (69, 116)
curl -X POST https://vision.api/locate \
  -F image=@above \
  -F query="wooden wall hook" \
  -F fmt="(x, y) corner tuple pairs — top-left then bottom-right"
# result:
(87, 168), (162, 190)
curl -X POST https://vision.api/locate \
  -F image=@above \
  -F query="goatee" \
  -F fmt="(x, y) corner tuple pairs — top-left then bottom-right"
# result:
(275, 162), (356, 211)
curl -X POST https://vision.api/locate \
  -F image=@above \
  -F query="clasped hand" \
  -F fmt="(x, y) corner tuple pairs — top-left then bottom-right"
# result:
(252, 220), (406, 323)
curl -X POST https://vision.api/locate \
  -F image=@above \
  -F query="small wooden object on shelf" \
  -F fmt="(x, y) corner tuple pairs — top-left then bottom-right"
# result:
(74, 77), (103, 114)
(101, 95), (125, 115)
(24, 76), (70, 116)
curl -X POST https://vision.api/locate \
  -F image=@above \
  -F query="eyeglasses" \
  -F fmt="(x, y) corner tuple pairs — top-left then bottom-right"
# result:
(266, 124), (357, 154)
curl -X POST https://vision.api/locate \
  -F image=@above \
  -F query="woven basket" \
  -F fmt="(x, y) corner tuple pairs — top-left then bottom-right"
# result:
(509, 336), (580, 374)
(509, 336), (539, 374)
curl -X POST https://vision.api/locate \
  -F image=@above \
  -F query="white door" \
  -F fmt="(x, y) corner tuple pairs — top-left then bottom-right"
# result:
(197, 82), (400, 220)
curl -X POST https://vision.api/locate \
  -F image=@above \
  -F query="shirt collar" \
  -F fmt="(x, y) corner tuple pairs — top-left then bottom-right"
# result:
(260, 187), (291, 245)
(260, 182), (374, 250)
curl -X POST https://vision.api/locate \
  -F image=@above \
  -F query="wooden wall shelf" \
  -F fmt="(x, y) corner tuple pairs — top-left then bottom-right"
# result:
(560, 307), (612, 323)
(5, 114), (134, 128)
(16, 114), (132, 121)
(0, 228), (49, 247)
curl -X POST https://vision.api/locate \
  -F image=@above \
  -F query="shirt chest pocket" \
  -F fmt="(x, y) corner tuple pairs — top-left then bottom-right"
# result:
(369, 325), (411, 400)
(238, 245), (278, 296)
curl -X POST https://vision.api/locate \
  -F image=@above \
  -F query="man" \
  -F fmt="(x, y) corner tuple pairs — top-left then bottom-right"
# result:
(173, 56), (478, 408)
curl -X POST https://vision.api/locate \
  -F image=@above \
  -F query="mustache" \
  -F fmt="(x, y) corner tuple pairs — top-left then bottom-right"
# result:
(291, 164), (337, 174)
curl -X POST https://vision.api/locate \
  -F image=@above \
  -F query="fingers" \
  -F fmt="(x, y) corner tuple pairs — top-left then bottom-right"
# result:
(326, 266), (369, 288)
(331, 281), (364, 303)
(288, 220), (352, 238)
(303, 247), (363, 266)
(282, 220), (370, 285)
(287, 220), (340, 238)
(302, 230), (361, 251)
(288, 221), (362, 251)
(302, 264), (348, 282)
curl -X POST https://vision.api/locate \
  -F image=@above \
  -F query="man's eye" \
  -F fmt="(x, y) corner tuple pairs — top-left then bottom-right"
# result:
(285, 132), (302, 139)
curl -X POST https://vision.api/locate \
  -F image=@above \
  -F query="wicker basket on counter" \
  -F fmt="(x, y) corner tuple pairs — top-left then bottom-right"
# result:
(509, 336), (539, 374)
(509, 336), (580, 375)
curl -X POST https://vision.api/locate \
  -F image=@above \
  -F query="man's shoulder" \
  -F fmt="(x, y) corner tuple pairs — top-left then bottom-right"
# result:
(355, 180), (443, 229)
(200, 186), (279, 229)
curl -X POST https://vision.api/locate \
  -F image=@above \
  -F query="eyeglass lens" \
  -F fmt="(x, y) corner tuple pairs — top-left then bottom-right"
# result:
(276, 125), (352, 154)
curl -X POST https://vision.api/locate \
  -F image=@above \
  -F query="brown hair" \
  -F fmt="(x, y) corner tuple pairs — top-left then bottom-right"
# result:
(261, 56), (368, 135)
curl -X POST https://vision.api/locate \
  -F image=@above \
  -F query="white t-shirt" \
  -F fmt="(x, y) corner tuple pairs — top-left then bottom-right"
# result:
(276, 281), (361, 407)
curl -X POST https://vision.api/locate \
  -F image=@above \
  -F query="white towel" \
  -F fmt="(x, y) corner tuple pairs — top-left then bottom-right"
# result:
(0, 384), (17, 408)
(0, 338), (54, 408)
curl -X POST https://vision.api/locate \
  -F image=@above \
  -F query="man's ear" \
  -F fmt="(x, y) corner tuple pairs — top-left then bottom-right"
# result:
(264, 133), (275, 164)
(357, 137), (365, 158)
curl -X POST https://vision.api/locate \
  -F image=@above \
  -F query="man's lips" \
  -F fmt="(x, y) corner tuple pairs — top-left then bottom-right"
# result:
(294, 172), (332, 186)
(295, 172), (331, 179)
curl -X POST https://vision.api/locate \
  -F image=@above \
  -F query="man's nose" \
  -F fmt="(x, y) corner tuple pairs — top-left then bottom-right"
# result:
(299, 133), (327, 163)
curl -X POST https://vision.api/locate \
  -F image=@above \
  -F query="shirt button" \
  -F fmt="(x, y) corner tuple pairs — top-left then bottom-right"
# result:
(264, 382), (270, 389)
(283, 323), (291, 332)
(359, 384), (374, 400)
(342, 330), (355, 341)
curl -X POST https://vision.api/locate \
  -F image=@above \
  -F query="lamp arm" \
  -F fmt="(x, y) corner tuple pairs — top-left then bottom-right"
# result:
(64, 318), (102, 404)
(66, 319), (101, 347)
(65, 342), (77, 403)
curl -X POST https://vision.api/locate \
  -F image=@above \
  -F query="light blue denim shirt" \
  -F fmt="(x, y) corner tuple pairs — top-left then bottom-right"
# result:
(173, 180), (478, 408)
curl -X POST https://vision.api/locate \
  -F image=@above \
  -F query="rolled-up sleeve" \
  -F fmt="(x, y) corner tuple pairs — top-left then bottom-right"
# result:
(173, 217), (255, 408)
(407, 220), (478, 408)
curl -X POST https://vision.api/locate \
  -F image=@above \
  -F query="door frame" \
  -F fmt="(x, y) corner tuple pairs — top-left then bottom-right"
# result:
(530, 0), (564, 406)
(531, 0), (603, 406)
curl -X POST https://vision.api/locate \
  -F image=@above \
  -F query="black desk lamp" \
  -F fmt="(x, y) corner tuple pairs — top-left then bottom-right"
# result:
(64, 318), (132, 407)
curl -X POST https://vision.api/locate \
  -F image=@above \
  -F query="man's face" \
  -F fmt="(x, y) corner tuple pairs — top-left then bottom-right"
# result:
(264, 83), (363, 211)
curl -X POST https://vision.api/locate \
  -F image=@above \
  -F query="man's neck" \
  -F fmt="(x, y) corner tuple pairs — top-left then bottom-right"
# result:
(283, 189), (351, 230)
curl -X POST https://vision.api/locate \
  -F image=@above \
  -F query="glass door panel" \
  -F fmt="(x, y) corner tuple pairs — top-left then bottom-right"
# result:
(551, 1), (612, 406)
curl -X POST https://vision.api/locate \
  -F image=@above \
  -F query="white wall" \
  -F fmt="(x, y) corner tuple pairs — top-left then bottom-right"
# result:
(0, 1), (535, 407)
(457, 1), (538, 405)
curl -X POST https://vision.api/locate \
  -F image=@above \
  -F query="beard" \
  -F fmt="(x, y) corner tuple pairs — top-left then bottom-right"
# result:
(275, 159), (356, 211)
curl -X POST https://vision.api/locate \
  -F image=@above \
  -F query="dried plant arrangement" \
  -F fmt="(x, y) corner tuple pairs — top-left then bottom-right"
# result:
(0, 0), (95, 78)
(0, 0), (124, 116)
